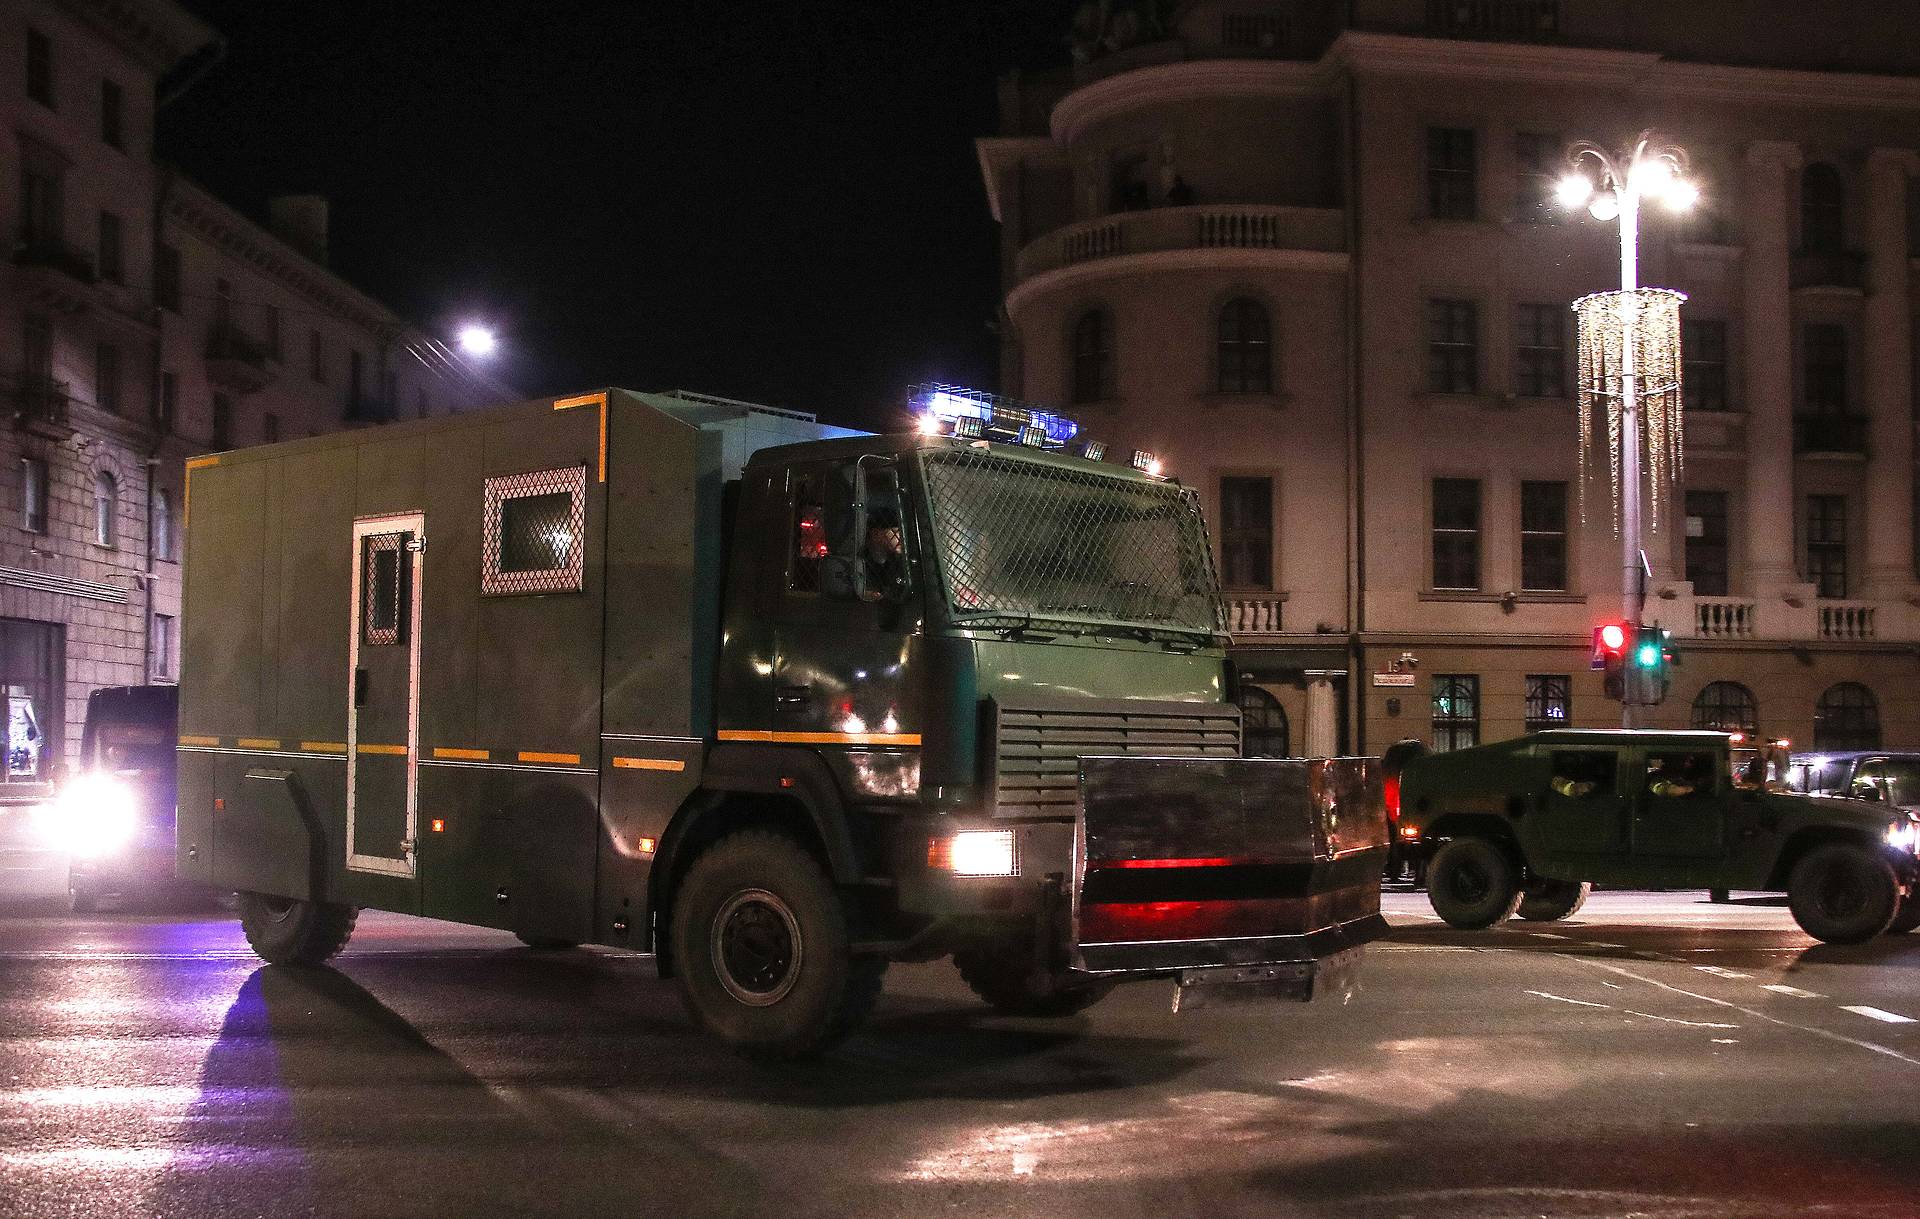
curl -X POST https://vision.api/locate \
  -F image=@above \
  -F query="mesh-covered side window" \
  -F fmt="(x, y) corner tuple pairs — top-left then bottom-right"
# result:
(483, 467), (586, 595)
(363, 533), (408, 646)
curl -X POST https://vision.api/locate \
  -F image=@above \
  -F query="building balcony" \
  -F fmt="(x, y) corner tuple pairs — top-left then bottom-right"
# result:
(1793, 414), (1868, 456)
(203, 322), (280, 394)
(10, 234), (97, 314)
(1790, 249), (1866, 292)
(1224, 594), (1286, 637)
(1681, 592), (1885, 643)
(1014, 204), (1345, 284)
(10, 375), (73, 439)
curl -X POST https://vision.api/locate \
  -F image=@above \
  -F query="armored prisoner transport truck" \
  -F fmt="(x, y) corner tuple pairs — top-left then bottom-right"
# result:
(179, 386), (1388, 1055)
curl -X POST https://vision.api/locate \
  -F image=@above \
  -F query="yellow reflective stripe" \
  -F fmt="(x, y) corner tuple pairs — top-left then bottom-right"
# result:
(301, 741), (347, 754)
(613, 756), (685, 772)
(357, 743), (408, 756)
(178, 734), (219, 747)
(553, 391), (609, 482)
(717, 729), (921, 746)
(518, 751), (582, 766)
(185, 455), (221, 469)
(235, 737), (281, 750)
(432, 747), (490, 761)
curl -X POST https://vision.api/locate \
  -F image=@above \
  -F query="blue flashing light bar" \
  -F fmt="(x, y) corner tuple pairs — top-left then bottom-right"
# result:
(910, 383), (1079, 449)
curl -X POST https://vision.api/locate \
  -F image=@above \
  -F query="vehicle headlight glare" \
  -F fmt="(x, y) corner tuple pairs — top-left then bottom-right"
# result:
(38, 775), (139, 858)
(1888, 816), (1919, 854)
(929, 830), (1018, 877)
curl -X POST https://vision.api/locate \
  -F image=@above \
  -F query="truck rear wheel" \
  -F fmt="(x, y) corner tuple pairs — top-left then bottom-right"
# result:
(1888, 897), (1920, 935)
(953, 947), (1113, 1017)
(1427, 838), (1523, 929)
(1787, 843), (1900, 944)
(669, 829), (885, 1059)
(1516, 878), (1591, 922)
(237, 892), (359, 966)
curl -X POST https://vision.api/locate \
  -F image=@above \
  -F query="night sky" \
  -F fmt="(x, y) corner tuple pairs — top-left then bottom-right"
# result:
(161, 2), (1078, 431)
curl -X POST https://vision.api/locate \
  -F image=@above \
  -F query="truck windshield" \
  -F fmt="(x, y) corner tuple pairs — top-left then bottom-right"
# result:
(918, 447), (1222, 636)
(94, 721), (174, 772)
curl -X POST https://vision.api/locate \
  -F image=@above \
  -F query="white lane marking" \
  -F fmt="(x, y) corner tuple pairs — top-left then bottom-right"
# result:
(1563, 955), (1920, 1070)
(1711, 1038), (1739, 1044)
(1526, 990), (1611, 1009)
(1528, 932), (1570, 940)
(1620, 1009), (1739, 1029)
(1762, 984), (1826, 999)
(1841, 1006), (1917, 1025)
(1580, 942), (1627, 949)
(1693, 965), (1752, 979)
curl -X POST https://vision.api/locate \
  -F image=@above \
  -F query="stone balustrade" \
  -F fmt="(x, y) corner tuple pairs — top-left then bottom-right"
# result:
(1015, 204), (1345, 282)
(1694, 597), (1757, 639)
(1224, 595), (1284, 636)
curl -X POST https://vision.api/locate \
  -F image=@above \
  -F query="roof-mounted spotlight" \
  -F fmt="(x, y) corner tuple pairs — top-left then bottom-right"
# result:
(1017, 424), (1045, 447)
(952, 416), (984, 440)
(1130, 449), (1163, 477)
(1076, 439), (1106, 462)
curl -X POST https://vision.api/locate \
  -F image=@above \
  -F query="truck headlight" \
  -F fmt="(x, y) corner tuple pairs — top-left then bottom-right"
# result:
(1888, 814), (1920, 854)
(928, 830), (1018, 877)
(36, 775), (139, 859)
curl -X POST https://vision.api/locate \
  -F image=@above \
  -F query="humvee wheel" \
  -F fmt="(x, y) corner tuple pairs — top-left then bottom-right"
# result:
(670, 829), (885, 1059)
(1427, 838), (1523, 929)
(1787, 843), (1900, 944)
(1887, 896), (1920, 935)
(237, 891), (359, 966)
(953, 947), (1114, 1017)
(1516, 879), (1591, 922)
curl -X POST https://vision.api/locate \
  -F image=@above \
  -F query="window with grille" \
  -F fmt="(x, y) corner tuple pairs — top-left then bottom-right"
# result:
(1432, 674), (1480, 751)
(1815, 682), (1880, 751)
(1802, 324), (1847, 415)
(362, 534), (408, 647)
(1807, 494), (1847, 598)
(1217, 298), (1272, 393)
(1682, 319), (1728, 411)
(1801, 163), (1845, 254)
(1237, 685), (1291, 758)
(1514, 303), (1566, 397)
(1071, 309), (1115, 404)
(1426, 127), (1477, 220)
(1432, 477), (1481, 590)
(1691, 682), (1757, 734)
(20, 458), (47, 535)
(1684, 490), (1728, 596)
(482, 467), (587, 595)
(1428, 298), (1479, 393)
(1218, 475), (1273, 590)
(1513, 131), (1562, 223)
(1524, 674), (1570, 732)
(1520, 480), (1567, 591)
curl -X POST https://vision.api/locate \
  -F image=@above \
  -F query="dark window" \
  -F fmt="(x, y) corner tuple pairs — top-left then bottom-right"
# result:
(1525, 674), (1572, 733)
(21, 163), (61, 245)
(1520, 480), (1567, 591)
(1814, 683), (1879, 751)
(482, 468), (586, 595)
(26, 28), (52, 108)
(263, 413), (280, 444)
(211, 394), (232, 451)
(156, 371), (176, 428)
(1514, 303), (1566, 397)
(1547, 750), (1614, 797)
(1801, 163), (1845, 254)
(22, 314), (51, 383)
(1432, 674), (1480, 751)
(1684, 490), (1729, 596)
(95, 343), (120, 414)
(1428, 298), (1479, 393)
(101, 79), (123, 149)
(1217, 297), (1272, 393)
(1071, 309), (1114, 404)
(93, 472), (117, 548)
(1682, 319), (1728, 412)
(500, 493), (574, 573)
(1426, 127), (1476, 220)
(1427, 0), (1560, 37)
(309, 330), (324, 382)
(155, 244), (180, 312)
(1803, 323), (1847, 415)
(1513, 131), (1562, 223)
(1432, 477), (1481, 590)
(1807, 494), (1847, 598)
(0, 617), (64, 786)
(20, 458), (48, 534)
(1218, 475), (1273, 589)
(1691, 681), (1757, 734)
(362, 535), (407, 647)
(97, 211), (123, 283)
(1238, 686), (1291, 758)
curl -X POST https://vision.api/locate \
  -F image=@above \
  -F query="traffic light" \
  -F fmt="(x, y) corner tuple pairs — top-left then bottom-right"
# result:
(1626, 622), (1674, 705)
(1592, 621), (1629, 700)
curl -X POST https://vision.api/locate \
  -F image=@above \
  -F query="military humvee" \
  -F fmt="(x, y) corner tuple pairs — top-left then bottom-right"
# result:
(1398, 729), (1920, 943)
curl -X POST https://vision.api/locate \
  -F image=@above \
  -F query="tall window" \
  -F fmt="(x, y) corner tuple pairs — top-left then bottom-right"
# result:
(1682, 319), (1728, 412)
(156, 371), (176, 428)
(1684, 490), (1729, 596)
(1513, 131), (1562, 223)
(1691, 681), (1757, 734)
(1814, 683), (1879, 751)
(1801, 163), (1845, 254)
(101, 79), (123, 149)
(93, 472), (118, 548)
(1524, 674), (1571, 732)
(20, 457), (48, 534)
(23, 313), (51, 383)
(1218, 475), (1273, 589)
(1514, 303), (1566, 397)
(1807, 494), (1848, 598)
(155, 244), (180, 312)
(211, 394), (233, 450)
(1426, 127), (1476, 220)
(1427, 298), (1479, 393)
(1802, 324), (1847, 415)
(95, 343), (121, 414)
(1070, 309), (1114, 404)
(1237, 686), (1291, 758)
(152, 488), (174, 562)
(26, 28), (53, 108)
(152, 615), (174, 680)
(1216, 297), (1272, 393)
(21, 163), (62, 245)
(1519, 480), (1568, 591)
(1431, 477), (1481, 590)
(97, 211), (123, 283)
(1432, 674), (1480, 751)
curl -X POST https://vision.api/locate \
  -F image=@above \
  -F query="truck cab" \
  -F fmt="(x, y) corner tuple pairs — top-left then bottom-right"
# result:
(50, 685), (200, 911)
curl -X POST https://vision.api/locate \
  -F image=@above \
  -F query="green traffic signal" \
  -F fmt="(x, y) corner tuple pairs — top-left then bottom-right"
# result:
(1636, 643), (1660, 667)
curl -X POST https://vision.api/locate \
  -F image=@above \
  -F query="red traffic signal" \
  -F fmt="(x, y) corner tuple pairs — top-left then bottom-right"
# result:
(1591, 622), (1629, 670)
(1599, 623), (1626, 650)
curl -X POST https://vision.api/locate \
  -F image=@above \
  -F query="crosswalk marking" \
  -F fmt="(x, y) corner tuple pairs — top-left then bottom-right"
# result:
(1761, 984), (1825, 999)
(1841, 1006), (1916, 1025)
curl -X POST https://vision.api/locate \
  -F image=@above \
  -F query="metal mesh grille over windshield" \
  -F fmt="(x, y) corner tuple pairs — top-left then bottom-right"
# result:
(920, 448), (1223, 634)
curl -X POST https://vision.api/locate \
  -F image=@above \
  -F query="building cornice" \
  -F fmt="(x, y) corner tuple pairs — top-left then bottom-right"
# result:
(1006, 245), (1348, 319)
(49, 0), (217, 75)
(975, 137), (1061, 224)
(1050, 58), (1332, 146)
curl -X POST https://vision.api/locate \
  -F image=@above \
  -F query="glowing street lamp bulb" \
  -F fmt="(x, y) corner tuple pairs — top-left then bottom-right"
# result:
(1664, 178), (1700, 212)
(1587, 190), (1621, 222)
(1554, 173), (1594, 208)
(457, 325), (497, 358)
(1628, 157), (1674, 194)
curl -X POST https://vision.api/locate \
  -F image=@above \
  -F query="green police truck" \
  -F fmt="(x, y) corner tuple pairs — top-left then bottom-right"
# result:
(178, 386), (1388, 1055)
(1398, 729), (1920, 943)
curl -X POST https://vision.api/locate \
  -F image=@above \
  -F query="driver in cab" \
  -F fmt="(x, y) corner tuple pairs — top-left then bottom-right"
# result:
(1646, 752), (1710, 798)
(862, 506), (909, 603)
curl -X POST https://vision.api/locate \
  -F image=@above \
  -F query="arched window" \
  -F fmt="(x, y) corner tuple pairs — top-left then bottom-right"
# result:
(1216, 297), (1272, 394)
(1815, 682), (1880, 751)
(1070, 308), (1114, 404)
(151, 488), (173, 562)
(1690, 681), (1757, 735)
(1801, 163), (1845, 254)
(93, 472), (118, 549)
(1237, 685), (1290, 758)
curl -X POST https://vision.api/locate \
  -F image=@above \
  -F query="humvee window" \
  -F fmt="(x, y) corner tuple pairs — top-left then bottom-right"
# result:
(1645, 751), (1716, 798)
(1548, 751), (1613, 798)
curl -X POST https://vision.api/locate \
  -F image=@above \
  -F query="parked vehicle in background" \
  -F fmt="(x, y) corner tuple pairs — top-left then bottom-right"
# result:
(1398, 729), (1920, 943)
(1787, 751), (1920, 809)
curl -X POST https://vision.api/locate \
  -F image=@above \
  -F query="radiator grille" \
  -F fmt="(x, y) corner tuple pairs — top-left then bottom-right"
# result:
(992, 700), (1241, 816)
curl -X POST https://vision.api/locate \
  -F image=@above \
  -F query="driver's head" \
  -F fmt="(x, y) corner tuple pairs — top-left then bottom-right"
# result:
(866, 507), (901, 554)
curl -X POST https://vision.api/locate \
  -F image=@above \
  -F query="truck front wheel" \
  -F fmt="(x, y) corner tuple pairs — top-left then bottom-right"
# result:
(1787, 843), (1900, 944)
(1516, 878), (1591, 922)
(1427, 838), (1523, 929)
(237, 892), (358, 965)
(953, 947), (1113, 1017)
(669, 829), (885, 1059)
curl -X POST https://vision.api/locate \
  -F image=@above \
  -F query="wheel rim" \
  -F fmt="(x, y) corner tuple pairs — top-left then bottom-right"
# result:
(1813, 859), (1870, 922)
(711, 888), (803, 1007)
(1448, 859), (1492, 906)
(258, 895), (298, 924)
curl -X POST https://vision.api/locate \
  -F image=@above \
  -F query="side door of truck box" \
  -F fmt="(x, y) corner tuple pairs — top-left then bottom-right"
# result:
(347, 512), (426, 880)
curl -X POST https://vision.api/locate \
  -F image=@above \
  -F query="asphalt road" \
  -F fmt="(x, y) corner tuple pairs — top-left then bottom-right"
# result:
(0, 890), (1914, 1219)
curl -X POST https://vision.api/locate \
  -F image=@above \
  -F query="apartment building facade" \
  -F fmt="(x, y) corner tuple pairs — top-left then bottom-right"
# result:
(979, 0), (1920, 757)
(1, 0), (506, 798)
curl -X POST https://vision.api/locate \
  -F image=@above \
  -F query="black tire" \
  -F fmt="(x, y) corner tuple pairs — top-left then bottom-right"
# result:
(236, 891), (359, 965)
(1516, 878), (1591, 922)
(514, 934), (579, 951)
(1886, 896), (1920, 935)
(669, 829), (885, 1059)
(1787, 843), (1901, 944)
(1427, 837), (1523, 929)
(953, 947), (1113, 1017)
(68, 888), (97, 914)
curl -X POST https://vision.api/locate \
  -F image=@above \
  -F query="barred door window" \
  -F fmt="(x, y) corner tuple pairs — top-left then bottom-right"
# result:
(482, 467), (587, 595)
(1218, 475), (1273, 589)
(1071, 309), (1114, 404)
(1801, 163), (1845, 254)
(1815, 683), (1879, 751)
(1216, 298), (1272, 393)
(362, 534), (408, 647)
(1524, 674), (1571, 733)
(1514, 304), (1566, 397)
(1806, 494), (1847, 599)
(1427, 299), (1479, 393)
(1237, 685), (1290, 758)
(1426, 127), (1476, 220)
(1520, 480), (1567, 591)
(1432, 674), (1480, 751)
(1684, 490), (1728, 597)
(1690, 681), (1757, 735)
(1431, 477), (1481, 590)
(1682, 319), (1728, 412)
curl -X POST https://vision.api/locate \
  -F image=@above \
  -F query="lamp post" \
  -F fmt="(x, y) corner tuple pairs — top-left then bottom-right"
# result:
(1557, 134), (1697, 726)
